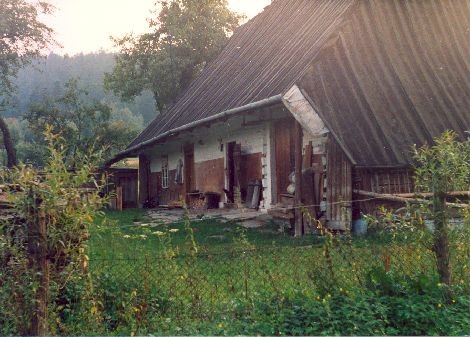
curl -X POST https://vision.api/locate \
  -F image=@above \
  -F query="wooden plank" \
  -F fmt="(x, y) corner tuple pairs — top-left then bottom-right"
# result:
(294, 121), (303, 237)
(395, 191), (470, 198)
(303, 142), (313, 169)
(233, 143), (242, 189)
(138, 154), (150, 207)
(226, 142), (236, 202)
(184, 144), (195, 202)
(326, 137), (352, 230)
(354, 190), (468, 209)
(116, 186), (123, 211)
(274, 119), (295, 202)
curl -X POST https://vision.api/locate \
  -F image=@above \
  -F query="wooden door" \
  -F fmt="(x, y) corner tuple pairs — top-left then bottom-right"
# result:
(119, 175), (138, 208)
(274, 119), (295, 202)
(184, 144), (195, 197)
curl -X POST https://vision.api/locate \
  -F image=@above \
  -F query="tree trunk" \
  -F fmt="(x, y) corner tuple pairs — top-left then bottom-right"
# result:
(153, 91), (164, 114)
(433, 191), (452, 288)
(0, 116), (17, 168)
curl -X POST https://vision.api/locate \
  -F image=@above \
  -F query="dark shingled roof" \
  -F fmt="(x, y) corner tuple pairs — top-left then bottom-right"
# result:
(300, 0), (470, 166)
(129, 0), (356, 149)
(129, 0), (470, 167)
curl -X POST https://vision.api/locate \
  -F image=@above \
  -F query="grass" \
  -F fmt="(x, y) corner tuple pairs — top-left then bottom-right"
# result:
(89, 209), (323, 260)
(61, 208), (470, 335)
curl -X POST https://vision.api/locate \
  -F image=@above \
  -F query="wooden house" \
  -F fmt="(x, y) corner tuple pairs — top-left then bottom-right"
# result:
(108, 0), (470, 234)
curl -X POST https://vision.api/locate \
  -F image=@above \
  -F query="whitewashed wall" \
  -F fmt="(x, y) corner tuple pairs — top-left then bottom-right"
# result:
(143, 113), (276, 209)
(148, 142), (183, 173)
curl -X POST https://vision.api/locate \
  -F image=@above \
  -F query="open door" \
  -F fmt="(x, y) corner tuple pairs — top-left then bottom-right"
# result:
(184, 144), (195, 202)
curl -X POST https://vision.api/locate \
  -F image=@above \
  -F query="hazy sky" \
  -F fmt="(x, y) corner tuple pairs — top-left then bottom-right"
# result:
(44, 0), (272, 55)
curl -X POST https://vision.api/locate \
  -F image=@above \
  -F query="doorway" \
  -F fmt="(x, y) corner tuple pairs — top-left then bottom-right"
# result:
(184, 144), (195, 200)
(225, 141), (241, 203)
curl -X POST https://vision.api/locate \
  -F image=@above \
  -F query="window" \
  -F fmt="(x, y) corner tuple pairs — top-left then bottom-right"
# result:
(161, 156), (169, 189)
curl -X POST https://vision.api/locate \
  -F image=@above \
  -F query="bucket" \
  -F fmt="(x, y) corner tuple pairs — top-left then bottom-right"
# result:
(352, 218), (368, 236)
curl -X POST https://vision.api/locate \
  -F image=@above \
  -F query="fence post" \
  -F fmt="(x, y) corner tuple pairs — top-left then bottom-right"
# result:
(27, 192), (49, 336)
(116, 186), (123, 211)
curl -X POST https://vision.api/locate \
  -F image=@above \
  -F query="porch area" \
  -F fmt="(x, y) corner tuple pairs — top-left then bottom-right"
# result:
(142, 207), (287, 230)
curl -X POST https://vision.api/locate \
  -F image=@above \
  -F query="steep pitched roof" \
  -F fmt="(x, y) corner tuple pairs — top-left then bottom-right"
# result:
(300, 0), (470, 166)
(129, 0), (356, 149)
(127, 0), (470, 168)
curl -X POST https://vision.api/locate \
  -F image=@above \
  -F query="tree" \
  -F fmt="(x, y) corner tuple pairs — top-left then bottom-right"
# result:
(413, 131), (470, 290)
(104, 0), (242, 112)
(23, 78), (142, 166)
(0, 0), (55, 167)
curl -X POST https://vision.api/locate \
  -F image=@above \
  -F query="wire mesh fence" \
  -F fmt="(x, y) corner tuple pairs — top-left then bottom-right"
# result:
(83, 232), (469, 333)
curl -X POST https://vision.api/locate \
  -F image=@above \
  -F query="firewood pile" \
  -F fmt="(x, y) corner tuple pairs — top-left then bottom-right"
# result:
(189, 195), (206, 210)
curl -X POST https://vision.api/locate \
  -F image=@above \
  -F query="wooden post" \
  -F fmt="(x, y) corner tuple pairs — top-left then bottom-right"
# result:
(433, 191), (452, 289)
(294, 121), (303, 237)
(27, 193), (49, 336)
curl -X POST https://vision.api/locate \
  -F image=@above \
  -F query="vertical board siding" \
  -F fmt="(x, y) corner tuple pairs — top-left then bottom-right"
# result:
(326, 137), (352, 230)
(274, 119), (295, 201)
(353, 167), (415, 216)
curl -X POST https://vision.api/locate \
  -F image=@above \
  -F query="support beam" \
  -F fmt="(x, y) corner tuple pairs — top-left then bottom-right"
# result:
(294, 121), (303, 237)
(353, 190), (469, 209)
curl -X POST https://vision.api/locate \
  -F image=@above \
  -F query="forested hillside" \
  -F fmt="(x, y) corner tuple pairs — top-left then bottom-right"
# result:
(4, 52), (157, 123)
(0, 52), (157, 166)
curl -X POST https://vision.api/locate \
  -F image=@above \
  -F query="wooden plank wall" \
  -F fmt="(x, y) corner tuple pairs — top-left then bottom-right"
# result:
(195, 158), (225, 196)
(352, 167), (414, 217)
(107, 170), (138, 209)
(154, 170), (185, 206)
(326, 137), (352, 230)
(274, 119), (295, 200)
(120, 175), (138, 208)
(353, 168), (414, 194)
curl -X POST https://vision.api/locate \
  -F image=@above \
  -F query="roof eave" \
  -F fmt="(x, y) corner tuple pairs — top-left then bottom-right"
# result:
(105, 94), (283, 167)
